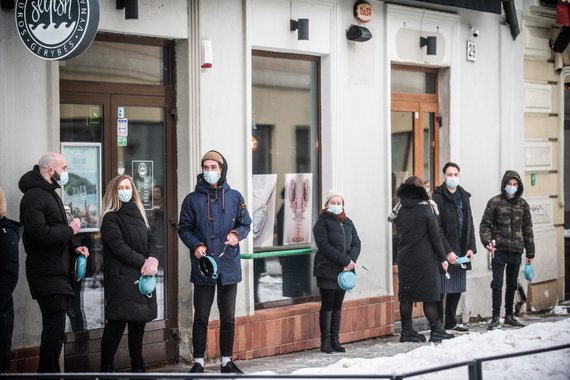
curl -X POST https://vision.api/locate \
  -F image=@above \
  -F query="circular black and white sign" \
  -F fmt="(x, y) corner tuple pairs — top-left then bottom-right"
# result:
(15, 0), (100, 61)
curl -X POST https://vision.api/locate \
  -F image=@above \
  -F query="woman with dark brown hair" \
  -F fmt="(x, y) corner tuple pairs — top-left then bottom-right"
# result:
(388, 176), (454, 343)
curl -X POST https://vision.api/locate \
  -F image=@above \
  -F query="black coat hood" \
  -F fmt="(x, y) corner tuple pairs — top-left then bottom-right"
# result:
(18, 165), (59, 194)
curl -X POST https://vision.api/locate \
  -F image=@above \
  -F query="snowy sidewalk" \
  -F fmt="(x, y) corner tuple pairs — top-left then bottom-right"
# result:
(157, 310), (570, 378)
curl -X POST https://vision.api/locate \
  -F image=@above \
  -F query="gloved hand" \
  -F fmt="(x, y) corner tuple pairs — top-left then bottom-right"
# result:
(141, 257), (159, 276)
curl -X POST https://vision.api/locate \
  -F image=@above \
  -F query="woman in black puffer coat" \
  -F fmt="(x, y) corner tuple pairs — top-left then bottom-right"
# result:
(388, 176), (453, 343)
(313, 190), (361, 354)
(99, 175), (159, 372)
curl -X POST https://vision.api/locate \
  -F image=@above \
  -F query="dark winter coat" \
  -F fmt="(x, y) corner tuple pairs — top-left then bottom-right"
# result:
(100, 201), (157, 322)
(312, 211), (361, 290)
(391, 183), (447, 302)
(178, 176), (251, 286)
(0, 217), (22, 310)
(19, 165), (78, 299)
(479, 170), (535, 257)
(432, 184), (477, 270)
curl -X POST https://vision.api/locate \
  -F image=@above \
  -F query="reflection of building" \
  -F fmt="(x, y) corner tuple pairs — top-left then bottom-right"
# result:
(1, 0), (567, 373)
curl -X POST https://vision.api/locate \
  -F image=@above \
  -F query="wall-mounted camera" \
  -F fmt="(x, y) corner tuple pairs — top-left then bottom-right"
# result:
(471, 28), (480, 38)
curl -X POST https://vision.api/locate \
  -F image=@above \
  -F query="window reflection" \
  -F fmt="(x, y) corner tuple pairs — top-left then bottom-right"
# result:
(251, 52), (319, 305)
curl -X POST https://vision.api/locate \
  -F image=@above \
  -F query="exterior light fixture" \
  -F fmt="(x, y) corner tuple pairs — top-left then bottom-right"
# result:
(346, 25), (372, 42)
(1, 0), (14, 10)
(420, 36), (437, 55)
(116, 0), (138, 20)
(290, 18), (309, 40)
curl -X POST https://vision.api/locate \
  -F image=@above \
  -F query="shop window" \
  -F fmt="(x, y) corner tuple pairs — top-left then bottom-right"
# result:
(251, 51), (320, 308)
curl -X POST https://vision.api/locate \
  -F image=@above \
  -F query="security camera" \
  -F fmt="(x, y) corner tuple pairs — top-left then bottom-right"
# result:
(471, 28), (480, 38)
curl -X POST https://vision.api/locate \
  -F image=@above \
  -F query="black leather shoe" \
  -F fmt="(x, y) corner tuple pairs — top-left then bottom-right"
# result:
(189, 363), (204, 373)
(504, 315), (525, 327)
(221, 361), (244, 374)
(429, 328), (455, 343)
(488, 315), (500, 330)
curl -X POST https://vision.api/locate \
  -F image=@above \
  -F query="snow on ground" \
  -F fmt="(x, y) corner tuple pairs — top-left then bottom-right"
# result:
(255, 318), (570, 379)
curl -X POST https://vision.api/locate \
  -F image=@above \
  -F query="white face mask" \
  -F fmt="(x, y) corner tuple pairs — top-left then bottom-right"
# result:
(53, 170), (69, 187)
(445, 176), (459, 189)
(118, 189), (133, 203)
(203, 171), (221, 185)
(327, 204), (343, 215)
(505, 185), (518, 197)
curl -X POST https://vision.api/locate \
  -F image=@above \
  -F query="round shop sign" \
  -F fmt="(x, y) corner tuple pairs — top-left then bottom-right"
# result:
(15, 0), (100, 61)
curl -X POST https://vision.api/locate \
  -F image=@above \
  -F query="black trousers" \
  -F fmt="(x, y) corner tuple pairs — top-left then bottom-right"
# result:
(319, 288), (345, 312)
(100, 320), (146, 369)
(491, 250), (522, 316)
(0, 296), (14, 372)
(193, 283), (237, 358)
(36, 295), (70, 373)
(439, 292), (462, 328)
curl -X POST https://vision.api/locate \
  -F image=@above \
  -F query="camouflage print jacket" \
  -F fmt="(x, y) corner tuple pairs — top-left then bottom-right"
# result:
(479, 170), (535, 258)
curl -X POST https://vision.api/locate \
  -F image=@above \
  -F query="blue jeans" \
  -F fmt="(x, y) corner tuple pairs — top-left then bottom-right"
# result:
(491, 250), (522, 316)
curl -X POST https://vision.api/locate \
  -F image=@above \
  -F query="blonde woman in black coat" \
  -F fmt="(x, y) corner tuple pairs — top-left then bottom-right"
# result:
(388, 176), (453, 343)
(99, 175), (159, 372)
(313, 191), (361, 353)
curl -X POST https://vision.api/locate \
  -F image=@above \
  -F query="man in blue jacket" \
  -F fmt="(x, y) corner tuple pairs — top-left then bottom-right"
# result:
(179, 150), (251, 374)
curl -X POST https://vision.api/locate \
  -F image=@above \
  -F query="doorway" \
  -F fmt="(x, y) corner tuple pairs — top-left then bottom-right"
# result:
(59, 36), (178, 370)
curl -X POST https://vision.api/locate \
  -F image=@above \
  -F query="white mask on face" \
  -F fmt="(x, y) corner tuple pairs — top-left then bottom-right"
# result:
(203, 171), (221, 185)
(445, 176), (459, 189)
(327, 204), (343, 215)
(53, 170), (69, 187)
(505, 185), (518, 197)
(118, 189), (132, 203)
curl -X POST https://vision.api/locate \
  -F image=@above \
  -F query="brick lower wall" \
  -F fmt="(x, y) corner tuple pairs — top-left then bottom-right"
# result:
(207, 295), (394, 360)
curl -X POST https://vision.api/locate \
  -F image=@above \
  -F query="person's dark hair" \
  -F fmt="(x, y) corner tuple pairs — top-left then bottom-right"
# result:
(404, 175), (425, 188)
(442, 162), (460, 174)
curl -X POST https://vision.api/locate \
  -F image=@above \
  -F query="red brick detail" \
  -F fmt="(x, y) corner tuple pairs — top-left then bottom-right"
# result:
(204, 295), (394, 360)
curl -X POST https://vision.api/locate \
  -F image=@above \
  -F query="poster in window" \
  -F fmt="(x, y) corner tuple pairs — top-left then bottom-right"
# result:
(61, 142), (102, 232)
(252, 174), (278, 248)
(283, 173), (312, 245)
(132, 160), (154, 210)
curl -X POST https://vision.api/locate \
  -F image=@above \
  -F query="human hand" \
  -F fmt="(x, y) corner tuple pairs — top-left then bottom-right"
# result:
(194, 245), (207, 258)
(485, 242), (496, 253)
(75, 246), (89, 258)
(69, 218), (81, 234)
(447, 252), (458, 264)
(344, 260), (356, 271)
(466, 250), (474, 259)
(225, 233), (239, 246)
(141, 257), (159, 275)
(526, 257), (534, 265)
(441, 261), (449, 271)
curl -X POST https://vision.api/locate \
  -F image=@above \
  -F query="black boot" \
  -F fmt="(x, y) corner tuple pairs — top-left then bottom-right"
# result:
(400, 320), (426, 343)
(319, 310), (333, 354)
(429, 321), (455, 343)
(330, 310), (346, 352)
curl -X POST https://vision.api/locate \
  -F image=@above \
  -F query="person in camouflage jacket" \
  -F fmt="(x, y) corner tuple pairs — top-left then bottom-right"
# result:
(479, 170), (534, 330)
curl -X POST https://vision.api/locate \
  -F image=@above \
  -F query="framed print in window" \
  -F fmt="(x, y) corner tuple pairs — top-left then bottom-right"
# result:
(61, 142), (102, 232)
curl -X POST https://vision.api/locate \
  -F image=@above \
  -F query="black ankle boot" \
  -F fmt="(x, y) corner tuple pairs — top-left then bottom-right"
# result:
(131, 358), (146, 372)
(429, 321), (455, 343)
(319, 310), (333, 354)
(400, 320), (426, 343)
(330, 310), (346, 352)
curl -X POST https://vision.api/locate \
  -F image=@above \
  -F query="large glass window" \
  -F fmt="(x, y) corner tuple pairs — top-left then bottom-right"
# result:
(251, 51), (320, 307)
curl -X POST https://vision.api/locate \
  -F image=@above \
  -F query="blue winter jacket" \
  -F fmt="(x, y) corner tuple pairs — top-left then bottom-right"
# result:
(178, 176), (251, 285)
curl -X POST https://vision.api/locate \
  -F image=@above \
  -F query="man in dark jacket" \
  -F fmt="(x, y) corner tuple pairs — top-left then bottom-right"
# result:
(179, 150), (251, 374)
(480, 170), (534, 330)
(432, 162), (476, 333)
(19, 152), (89, 373)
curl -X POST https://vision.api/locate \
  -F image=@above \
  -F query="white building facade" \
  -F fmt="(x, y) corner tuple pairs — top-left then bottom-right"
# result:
(0, 0), (565, 372)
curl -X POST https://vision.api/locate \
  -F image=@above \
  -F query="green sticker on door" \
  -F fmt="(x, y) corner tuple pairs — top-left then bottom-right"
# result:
(118, 136), (128, 147)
